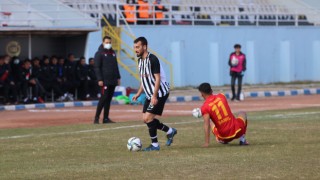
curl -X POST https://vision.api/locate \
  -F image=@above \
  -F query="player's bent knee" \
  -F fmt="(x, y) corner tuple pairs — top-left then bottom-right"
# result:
(237, 111), (247, 121)
(143, 113), (156, 123)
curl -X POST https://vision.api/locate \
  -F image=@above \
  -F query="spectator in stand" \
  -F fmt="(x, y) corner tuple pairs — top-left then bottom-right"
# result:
(88, 57), (100, 99)
(64, 53), (79, 101)
(137, 0), (151, 25)
(1, 55), (18, 104)
(20, 59), (44, 103)
(123, 0), (137, 24)
(153, 0), (168, 25)
(76, 57), (90, 100)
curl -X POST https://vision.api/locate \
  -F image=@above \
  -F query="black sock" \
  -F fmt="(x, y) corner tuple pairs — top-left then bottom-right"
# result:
(146, 120), (158, 143)
(154, 119), (169, 132)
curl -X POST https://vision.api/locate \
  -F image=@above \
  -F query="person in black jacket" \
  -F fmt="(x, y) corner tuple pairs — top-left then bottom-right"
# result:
(88, 58), (100, 99)
(76, 57), (90, 100)
(63, 53), (80, 101)
(20, 59), (44, 103)
(38, 56), (60, 100)
(50, 56), (66, 101)
(93, 36), (121, 124)
(56, 57), (68, 99)
(32, 57), (41, 79)
(1, 55), (18, 104)
(10, 56), (23, 97)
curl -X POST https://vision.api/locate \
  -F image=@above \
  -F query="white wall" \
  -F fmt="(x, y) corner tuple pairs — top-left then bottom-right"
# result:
(87, 26), (320, 88)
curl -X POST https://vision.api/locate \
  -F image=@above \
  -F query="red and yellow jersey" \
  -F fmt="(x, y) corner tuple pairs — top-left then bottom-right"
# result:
(201, 93), (240, 139)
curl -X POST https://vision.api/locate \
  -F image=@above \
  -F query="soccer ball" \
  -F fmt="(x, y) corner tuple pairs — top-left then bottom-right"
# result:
(231, 57), (239, 66)
(192, 108), (202, 118)
(127, 137), (142, 152)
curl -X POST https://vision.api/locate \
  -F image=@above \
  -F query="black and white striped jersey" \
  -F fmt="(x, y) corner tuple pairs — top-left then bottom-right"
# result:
(138, 52), (170, 100)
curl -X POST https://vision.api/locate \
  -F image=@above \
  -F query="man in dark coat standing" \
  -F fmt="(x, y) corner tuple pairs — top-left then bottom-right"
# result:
(93, 36), (121, 124)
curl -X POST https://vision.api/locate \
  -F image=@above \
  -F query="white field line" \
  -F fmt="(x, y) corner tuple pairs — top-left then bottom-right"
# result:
(28, 109), (192, 114)
(254, 111), (320, 119)
(2, 111), (319, 140)
(0, 120), (202, 140)
(291, 104), (320, 107)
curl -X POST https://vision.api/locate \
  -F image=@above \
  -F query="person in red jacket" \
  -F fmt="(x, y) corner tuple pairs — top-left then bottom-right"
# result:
(228, 44), (246, 101)
(198, 82), (249, 147)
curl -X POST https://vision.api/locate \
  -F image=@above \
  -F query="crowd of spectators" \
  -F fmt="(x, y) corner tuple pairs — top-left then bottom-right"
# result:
(0, 54), (100, 105)
(121, 0), (168, 25)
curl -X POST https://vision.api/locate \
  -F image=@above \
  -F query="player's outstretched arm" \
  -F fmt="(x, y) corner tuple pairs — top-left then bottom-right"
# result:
(202, 114), (211, 148)
(132, 83), (143, 101)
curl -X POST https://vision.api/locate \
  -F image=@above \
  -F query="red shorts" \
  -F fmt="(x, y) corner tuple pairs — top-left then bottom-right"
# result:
(212, 117), (247, 143)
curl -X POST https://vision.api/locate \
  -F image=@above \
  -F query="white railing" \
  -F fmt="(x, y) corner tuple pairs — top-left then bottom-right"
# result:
(62, 2), (320, 26)
(1, 1), (319, 27)
(0, 2), (99, 28)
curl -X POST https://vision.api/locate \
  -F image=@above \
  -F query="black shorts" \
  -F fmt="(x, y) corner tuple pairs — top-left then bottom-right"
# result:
(143, 93), (169, 116)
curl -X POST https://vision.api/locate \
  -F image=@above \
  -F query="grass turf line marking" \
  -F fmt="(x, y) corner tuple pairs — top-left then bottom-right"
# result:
(254, 111), (320, 120)
(3, 111), (319, 140)
(0, 120), (202, 140)
(28, 109), (193, 114)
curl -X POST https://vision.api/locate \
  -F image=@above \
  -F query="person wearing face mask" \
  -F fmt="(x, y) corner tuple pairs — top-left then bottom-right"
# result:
(93, 36), (121, 124)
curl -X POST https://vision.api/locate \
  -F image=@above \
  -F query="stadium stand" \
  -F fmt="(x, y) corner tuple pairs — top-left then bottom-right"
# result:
(60, 0), (320, 26)
(0, 0), (98, 28)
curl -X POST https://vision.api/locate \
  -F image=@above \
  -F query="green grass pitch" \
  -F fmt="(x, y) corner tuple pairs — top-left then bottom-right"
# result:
(0, 107), (320, 179)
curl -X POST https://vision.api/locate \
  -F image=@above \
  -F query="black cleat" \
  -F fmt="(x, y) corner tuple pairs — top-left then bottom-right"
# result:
(93, 117), (99, 124)
(239, 140), (249, 146)
(103, 118), (115, 124)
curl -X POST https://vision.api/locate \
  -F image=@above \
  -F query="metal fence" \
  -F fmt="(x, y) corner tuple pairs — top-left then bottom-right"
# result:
(64, 2), (320, 27)
(0, 2), (98, 28)
(1, 1), (319, 28)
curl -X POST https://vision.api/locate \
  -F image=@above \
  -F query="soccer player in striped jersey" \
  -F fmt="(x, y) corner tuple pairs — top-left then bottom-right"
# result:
(132, 37), (177, 151)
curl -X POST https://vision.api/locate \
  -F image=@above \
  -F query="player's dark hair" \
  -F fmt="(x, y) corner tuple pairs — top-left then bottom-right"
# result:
(89, 57), (94, 62)
(198, 83), (213, 95)
(67, 53), (74, 58)
(24, 58), (31, 64)
(103, 36), (112, 41)
(32, 57), (40, 62)
(134, 37), (148, 47)
(234, 44), (241, 48)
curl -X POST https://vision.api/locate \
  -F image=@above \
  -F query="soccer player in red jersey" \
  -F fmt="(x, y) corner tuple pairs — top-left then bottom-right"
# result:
(198, 83), (249, 147)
